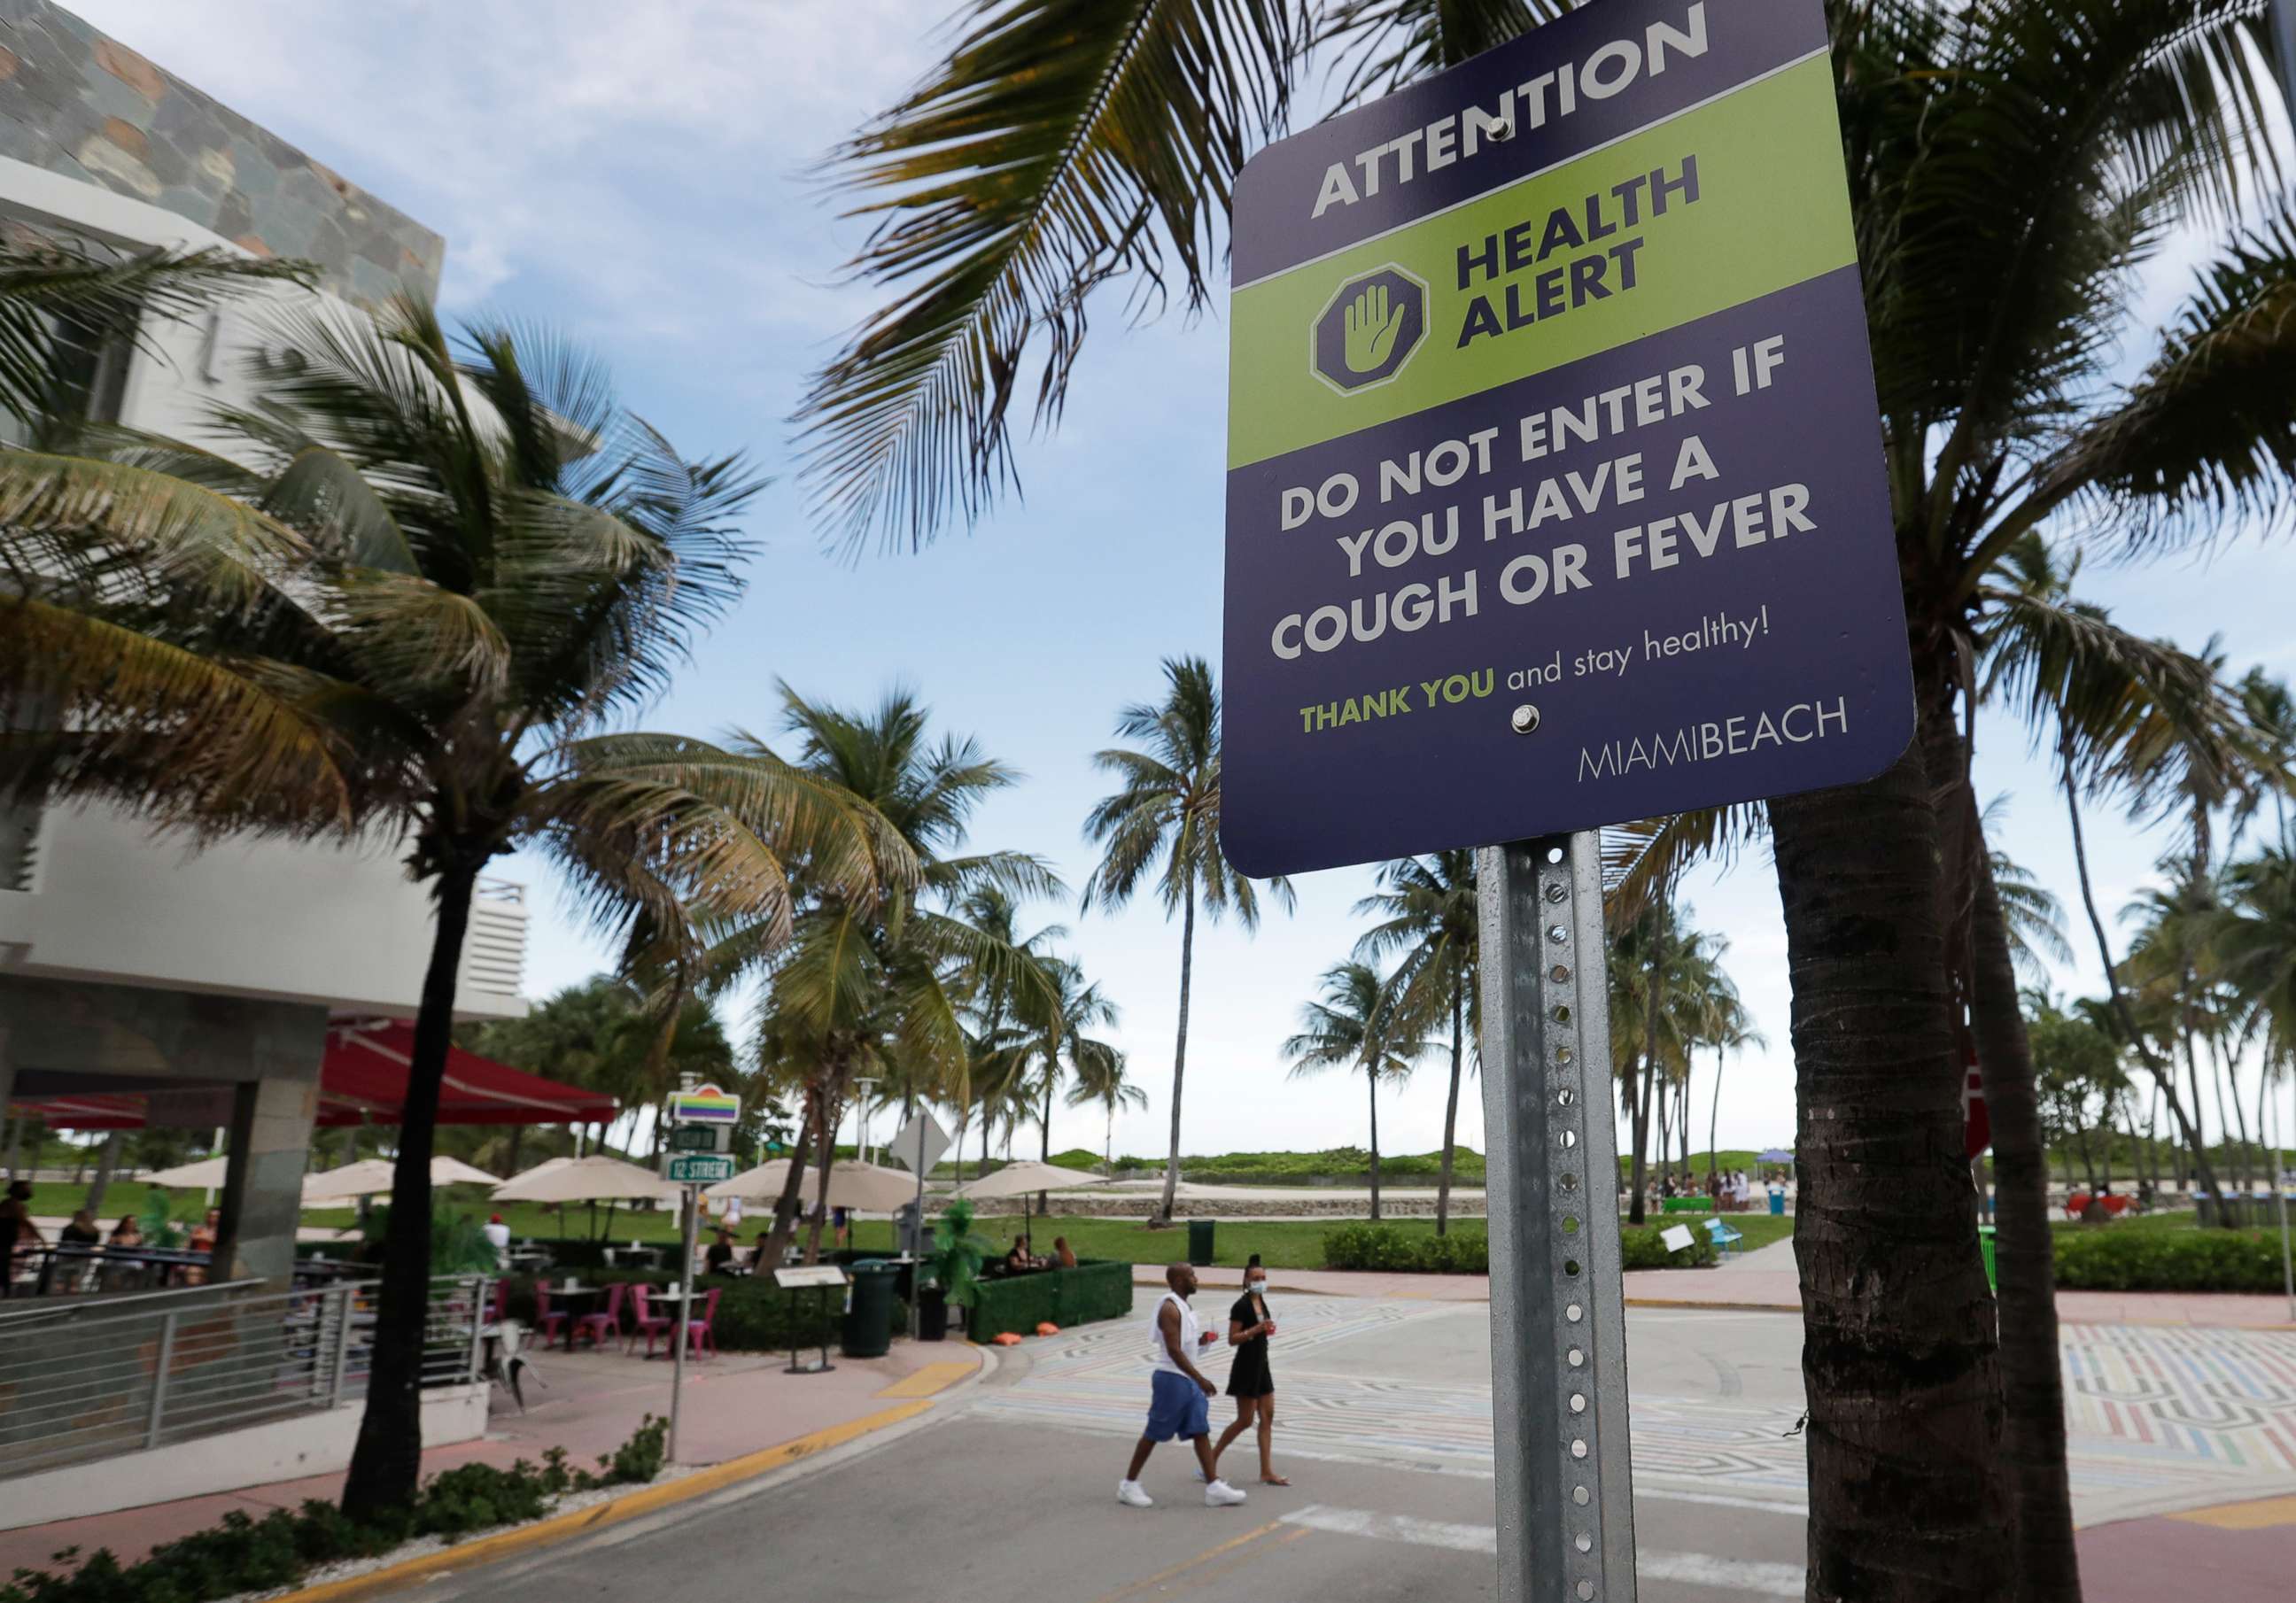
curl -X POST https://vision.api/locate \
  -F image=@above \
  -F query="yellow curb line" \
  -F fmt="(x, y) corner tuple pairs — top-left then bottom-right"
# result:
(268, 1398), (940, 1603)
(2166, 1491), (2296, 1530)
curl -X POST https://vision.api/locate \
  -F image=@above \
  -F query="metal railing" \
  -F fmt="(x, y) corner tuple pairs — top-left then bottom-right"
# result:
(0, 1274), (494, 1482)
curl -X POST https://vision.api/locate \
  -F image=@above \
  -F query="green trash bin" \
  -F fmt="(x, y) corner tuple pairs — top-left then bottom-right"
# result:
(842, 1261), (901, 1359)
(1186, 1220), (1215, 1267)
(1977, 1225), (1997, 1293)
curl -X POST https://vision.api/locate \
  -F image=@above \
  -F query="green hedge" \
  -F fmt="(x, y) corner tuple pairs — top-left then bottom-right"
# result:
(966, 1259), (1133, 1336)
(1323, 1223), (1714, 1273)
(2052, 1227), (2291, 1292)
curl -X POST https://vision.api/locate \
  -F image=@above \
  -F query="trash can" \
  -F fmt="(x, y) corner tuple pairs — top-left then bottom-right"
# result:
(1976, 1226), (1997, 1293)
(842, 1261), (900, 1359)
(1186, 1220), (1215, 1267)
(1767, 1187), (1785, 1217)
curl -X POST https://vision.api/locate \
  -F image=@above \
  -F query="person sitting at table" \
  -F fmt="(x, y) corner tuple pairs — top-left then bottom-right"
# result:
(752, 1228), (777, 1270)
(1054, 1235), (1077, 1269)
(1, 1181), (39, 1297)
(705, 1226), (737, 1274)
(59, 1210), (100, 1248)
(184, 1205), (221, 1284)
(1004, 1235), (1033, 1274)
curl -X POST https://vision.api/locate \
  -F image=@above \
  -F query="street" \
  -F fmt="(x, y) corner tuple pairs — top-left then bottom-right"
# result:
(419, 1288), (2296, 1602)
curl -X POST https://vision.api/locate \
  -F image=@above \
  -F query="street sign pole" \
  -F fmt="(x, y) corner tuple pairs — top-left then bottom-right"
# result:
(1480, 835), (1635, 1603)
(670, 1184), (696, 1461)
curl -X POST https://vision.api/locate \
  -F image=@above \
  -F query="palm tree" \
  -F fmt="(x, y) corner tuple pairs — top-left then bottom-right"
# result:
(1016, 956), (1122, 1174)
(1283, 961), (1421, 1221)
(1353, 850), (1477, 1234)
(725, 685), (1060, 1264)
(2241, 671), (2296, 850)
(1067, 1031), (1146, 1174)
(2219, 848), (2296, 1185)
(1689, 946), (1761, 1187)
(1084, 655), (1292, 1222)
(5, 299), (909, 1519)
(947, 885), (1067, 1184)
(813, 4), (2296, 1591)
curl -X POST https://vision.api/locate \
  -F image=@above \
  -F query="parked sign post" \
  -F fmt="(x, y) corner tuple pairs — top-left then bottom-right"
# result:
(1222, 4), (1910, 1599)
(659, 1079), (741, 1462)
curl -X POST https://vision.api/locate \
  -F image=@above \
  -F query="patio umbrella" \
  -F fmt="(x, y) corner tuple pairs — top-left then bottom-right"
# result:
(301, 1155), (500, 1204)
(706, 1158), (919, 1212)
(144, 1157), (229, 1189)
(493, 1154), (680, 1241)
(1756, 1149), (1795, 1165)
(956, 1161), (1106, 1242)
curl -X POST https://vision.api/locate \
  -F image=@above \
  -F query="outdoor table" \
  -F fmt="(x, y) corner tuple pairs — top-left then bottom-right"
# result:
(543, 1282), (606, 1350)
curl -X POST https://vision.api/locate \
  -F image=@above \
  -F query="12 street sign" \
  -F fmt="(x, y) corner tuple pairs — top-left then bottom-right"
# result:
(1221, 0), (1913, 875)
(663, 1152), (736, 1187)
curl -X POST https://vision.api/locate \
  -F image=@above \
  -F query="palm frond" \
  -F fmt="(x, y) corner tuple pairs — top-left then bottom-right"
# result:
(1316, 0), (1569, 106)
(797, 0), (1299, 554)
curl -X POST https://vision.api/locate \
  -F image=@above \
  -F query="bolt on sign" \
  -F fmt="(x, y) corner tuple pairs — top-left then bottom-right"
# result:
(1221, 0), (1913, 876)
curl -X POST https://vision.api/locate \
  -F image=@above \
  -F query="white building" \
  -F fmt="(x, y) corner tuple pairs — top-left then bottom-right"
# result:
(0, 1), (528, 1289)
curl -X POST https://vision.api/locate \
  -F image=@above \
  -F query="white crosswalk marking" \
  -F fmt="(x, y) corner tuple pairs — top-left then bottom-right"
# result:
(1280, 1504), (1804, 1598)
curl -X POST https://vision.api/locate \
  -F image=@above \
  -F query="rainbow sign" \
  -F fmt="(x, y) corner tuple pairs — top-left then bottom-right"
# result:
(666, 1084), (741, 1125)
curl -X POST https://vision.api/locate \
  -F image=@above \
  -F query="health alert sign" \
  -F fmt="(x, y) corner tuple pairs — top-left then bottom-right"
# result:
(1220, 0), (1912, 877)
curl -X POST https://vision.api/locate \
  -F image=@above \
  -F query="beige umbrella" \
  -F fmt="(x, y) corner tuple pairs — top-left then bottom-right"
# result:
(706, 1158), (919, 1212)
(955, 1161), (1107, 1201)
(301, 1156), (500, 1204)
(493, 1155), (679, 1204)
(957, 1160), (1106, 1240)
(493, 1154), (679, 1243)
(144, 1156), (229, 1189)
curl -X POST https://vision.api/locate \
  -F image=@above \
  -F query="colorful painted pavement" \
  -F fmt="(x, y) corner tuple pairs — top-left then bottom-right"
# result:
(971, 1296), (2296, 1524)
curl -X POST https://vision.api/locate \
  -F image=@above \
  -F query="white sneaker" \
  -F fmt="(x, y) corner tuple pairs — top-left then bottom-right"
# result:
(1117, 1480), (1153, 1508)
(1205, 1480), (1248, 1507)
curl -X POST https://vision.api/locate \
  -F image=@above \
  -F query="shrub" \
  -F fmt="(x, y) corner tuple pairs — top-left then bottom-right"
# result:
(0, 1419), (670, 1603)
(967, 1259), (1133, 1336)
(508, 1272), (904, 1351)
(2052, 1227), (2288, 1292)
(1323, 1223), (1712, 1273)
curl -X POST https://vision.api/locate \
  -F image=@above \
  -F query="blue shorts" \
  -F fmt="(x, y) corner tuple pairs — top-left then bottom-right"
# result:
(1143, 1369), (1211, 1442)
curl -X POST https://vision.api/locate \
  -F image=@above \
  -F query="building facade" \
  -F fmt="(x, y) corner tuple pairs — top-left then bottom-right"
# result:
(0, 3), (526, 1290)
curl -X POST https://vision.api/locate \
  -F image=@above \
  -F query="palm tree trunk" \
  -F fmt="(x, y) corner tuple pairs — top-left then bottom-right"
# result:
(1969, 842), (2083, 1603)
(1158, 883), (1198, 1225)
(2061, 762), (2229, 1214)
(2215, 1042), (2253, 1196)
(761, 1096), (816, 1268)
(1768, 745), (2007, 1600)
(802, 1082), (841, 1266)
(1708, 1050), (1725, 1187)
(1436, 986), (1463, 1237)
(343, 860), (479, 1522)
(1632, 1047), (1659, 1224)
(1367, 1065), (1381, 1224)
(1679, 1076), (1692, 1176)
(1039, 1060), (1053, 1215)
(82, 1129), (122, 1219)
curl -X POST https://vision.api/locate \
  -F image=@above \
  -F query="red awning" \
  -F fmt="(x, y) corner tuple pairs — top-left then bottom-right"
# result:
(10, 1018), (617, 1131)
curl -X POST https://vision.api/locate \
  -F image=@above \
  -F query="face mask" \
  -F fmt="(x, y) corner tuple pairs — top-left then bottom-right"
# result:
(1247, 1277), (1267, 1293)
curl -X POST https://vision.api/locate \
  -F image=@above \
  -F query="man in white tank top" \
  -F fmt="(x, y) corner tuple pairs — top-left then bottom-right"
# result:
(1118, 1264), (1248, 1508)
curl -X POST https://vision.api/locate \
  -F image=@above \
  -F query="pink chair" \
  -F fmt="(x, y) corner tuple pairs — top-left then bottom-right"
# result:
(575, 1282), (626, 1351)
(533, 1284), (569, 1348)
(677, 1288), (722, 1359)
(488, 1279), (510, 1323)
(626, 1284), (675, 1357)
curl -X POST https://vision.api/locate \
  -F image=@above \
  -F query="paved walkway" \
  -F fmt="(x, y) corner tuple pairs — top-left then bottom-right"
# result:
(0, 1339), (982, 1577)
(442, 1289), (2291, 1603)
(1142, 1258), (2296, 1328)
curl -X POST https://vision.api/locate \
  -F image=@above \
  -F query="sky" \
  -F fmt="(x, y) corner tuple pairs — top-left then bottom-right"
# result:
(74, 1), (2296, 1169)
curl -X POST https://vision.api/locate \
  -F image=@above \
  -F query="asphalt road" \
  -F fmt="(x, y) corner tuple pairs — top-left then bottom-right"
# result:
(423, 1292), (2294, 1603)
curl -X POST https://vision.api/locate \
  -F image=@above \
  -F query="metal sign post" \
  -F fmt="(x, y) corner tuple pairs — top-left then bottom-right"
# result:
(1482, 836), (1635, 1603)
(1214, 6), (1913, 1597)
(659, 1080), (741, 1464)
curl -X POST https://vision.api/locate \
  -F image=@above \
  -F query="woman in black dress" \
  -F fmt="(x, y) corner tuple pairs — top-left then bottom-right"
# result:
(1210, 1254), (1288, 1485)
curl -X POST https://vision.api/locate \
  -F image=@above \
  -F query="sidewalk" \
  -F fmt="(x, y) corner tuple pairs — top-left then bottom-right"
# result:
(1143, 1258), (2295, 1328)
(0, 1339), (982, 1578)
